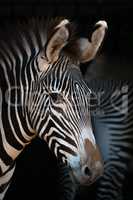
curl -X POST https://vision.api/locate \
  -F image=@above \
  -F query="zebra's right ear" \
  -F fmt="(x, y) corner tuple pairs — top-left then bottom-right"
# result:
(38, 19), (70, 72)
(45, 19), (70, 63)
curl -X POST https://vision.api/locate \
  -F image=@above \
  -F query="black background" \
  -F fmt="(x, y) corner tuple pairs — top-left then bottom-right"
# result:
(0, 0), (133, 199)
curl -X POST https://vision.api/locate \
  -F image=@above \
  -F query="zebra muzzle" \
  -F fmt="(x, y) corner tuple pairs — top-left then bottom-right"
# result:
(69, 138), (104, 185)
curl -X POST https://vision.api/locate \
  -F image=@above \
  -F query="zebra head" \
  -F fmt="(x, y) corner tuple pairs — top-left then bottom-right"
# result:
(29, 18), (107, 185)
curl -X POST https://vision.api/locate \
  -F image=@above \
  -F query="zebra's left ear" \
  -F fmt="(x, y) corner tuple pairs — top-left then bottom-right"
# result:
(77, 20), (108, 63)
(45, 19), (70, 64)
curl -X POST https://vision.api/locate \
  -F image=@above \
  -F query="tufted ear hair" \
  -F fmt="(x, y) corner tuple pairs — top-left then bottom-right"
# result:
(37, 19), (70, 72)
(44, 19), (70, 64)
(77, 20), (108, 63)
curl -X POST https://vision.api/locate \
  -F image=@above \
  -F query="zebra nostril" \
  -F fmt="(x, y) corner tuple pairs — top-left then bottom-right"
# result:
(83, 166), (92, 177)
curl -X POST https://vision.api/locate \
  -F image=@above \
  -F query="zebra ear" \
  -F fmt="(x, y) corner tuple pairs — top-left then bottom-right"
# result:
(78, 20), (107, 63)
(45, 19), (70, 64)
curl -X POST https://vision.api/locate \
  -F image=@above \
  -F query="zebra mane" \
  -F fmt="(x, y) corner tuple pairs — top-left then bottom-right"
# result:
(0, 17), (80, 61)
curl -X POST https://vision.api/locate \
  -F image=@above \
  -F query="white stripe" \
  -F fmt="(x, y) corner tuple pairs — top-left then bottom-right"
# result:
(0, 164), (15, 185)
(0, 159), (9, 174)
(0, 63), (23, 159)
(49, 136), (77, 154)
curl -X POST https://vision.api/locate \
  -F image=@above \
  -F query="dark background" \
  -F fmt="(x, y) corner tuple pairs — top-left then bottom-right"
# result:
(0, 0), (133, 199)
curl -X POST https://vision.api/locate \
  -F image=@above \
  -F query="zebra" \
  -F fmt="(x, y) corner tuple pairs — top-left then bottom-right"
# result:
(86, 79), (133, 200)
(0, 17), (107, 199)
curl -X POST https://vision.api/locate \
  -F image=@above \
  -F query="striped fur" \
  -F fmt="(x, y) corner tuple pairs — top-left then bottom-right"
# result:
(87, 80), (133, 200)
(0, 18), (101, 199)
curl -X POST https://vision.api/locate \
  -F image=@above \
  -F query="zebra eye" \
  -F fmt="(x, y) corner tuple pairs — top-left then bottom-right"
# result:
(50, 93), (63, 104)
